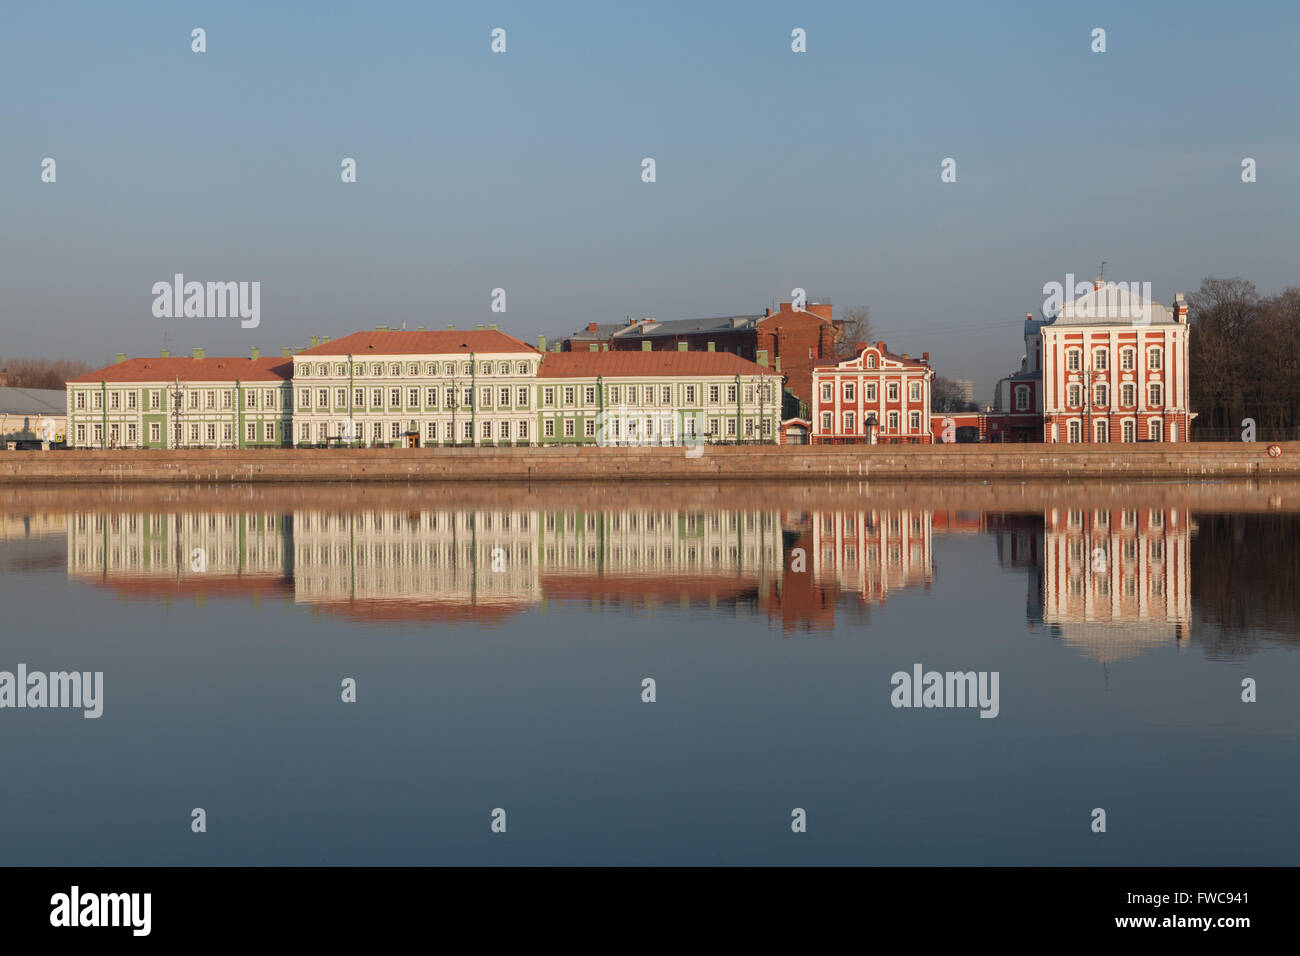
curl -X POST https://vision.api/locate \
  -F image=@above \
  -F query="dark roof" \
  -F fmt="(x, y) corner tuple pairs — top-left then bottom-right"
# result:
(538, 351), (780, 379)
(0, 387), (67, 415)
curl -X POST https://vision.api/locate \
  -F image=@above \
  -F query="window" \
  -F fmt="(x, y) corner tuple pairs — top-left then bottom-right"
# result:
(1066, 349), (1081, 371)
(1093, 384), (1107, 407)
(1068, 420), (1081, 443)
(711, 385), (722, 403)
(1149, 420), (1163, 441)
(127, 392), (137, 410)
(543, 388), (555, 407)
(1067, 384), (1082, 407)
(190, 424), (199, 443)
(585, 420), (595, 437)
(150, 422), (161, 443)
(518, 387), (528, 407)
(844, 411), (856, 432)
(127, 423), (137, 444)
(390, 388), (401, 407)
(584, 387), (595, 404)
(300, 365), (311, 377)
(1148, 347), (1163, 370)
(1148, 383), (1162, 407)
(1120, 348), (1135, 371)
(481, 363), (491, 375)
(865, 383), (877, 401)
(463, 388), (472, 406)
(563, 386), (575, 405)
(371, 389), (382, 407)
(426, 421), (437, 440)
(75, 391), (86, 410)
(1093, 349), (1108, 371)
(76, 425), (86, 444)
(408, 388), (419, 406)
(662, 386), (671, 404)
(684, 386), (697, 404)
(207, 424), (217, 443)
(109, 391), (119, 410)
(406, 363), (417, 376)
(300, 390), (311, 409)
(609, 386), (620, 404)
(266, 390), (276, 407)
(445, 388), (456, 407)
(844, 383), (856, 402)
(887, 411), (899, 430)
(1121, 383), (1136, 406)
(462, 421), (473, 439)
(1015, 386), (1030, 411)
(246, 391), (258, 408)
(427, 388), (438, 407)
(518, 421), (528, 439)
(189, 392), (199, 409)
(221, 391), (232, 409)
(499, 387), (510, 406)
(317, 364), (328, 376)
(247, 423), (256, 442)
(223, 423), (232, 442)
(391, 422), (402, 439)
(206, 391), (216, 409)
(563, 419), (575, 437)
(1122, 420), (1136, 443)
(866, 355), (876, 369)
(517, 362), (529, 375)
(909, 411), (921, 431)
(726, 418), (737, 436)
(626, 386), (638, 404)
(371, 364), (382, 376)
(820, 383), (832, 402)
(481, 421), (492, 438)
(315, 389), (327, 409)
(544, 420), (555, 437)
(390, 364), (401, 376)
(336, 364), (347, 376)
(886, 382), (898, 401)
(1095, 419), (1108, 442)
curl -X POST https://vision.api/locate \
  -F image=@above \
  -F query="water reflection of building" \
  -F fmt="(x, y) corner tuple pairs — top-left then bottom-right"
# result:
(66, 511), (293, 600)
(993, 507), (1193, 662)
(62, 506), (947, 629)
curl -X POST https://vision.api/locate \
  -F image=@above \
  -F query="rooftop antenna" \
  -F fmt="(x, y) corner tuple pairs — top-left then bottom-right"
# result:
(1098, 260), (1106, 282)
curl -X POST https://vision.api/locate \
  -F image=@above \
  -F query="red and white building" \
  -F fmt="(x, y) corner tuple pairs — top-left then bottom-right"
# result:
(1041, 281), (1192, 443)
(811, 342), (933, 444)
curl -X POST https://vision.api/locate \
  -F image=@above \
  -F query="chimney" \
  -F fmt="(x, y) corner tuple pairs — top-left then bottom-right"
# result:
(375, 325), (388, 331)
(588, 344), (598, 352)
(538, 335), (547, 351)
(446, 324), (454, 330)
(1094, 278), (1105, 291)
(757, 350), (768, 367)
(707, 342), (715, 352)
(677, 342), (688, 352)
(764, 308), (771, 317)
(115, 353), (127, 363)
(855, 341), (868, 353)
(281, 347), (292, 358)
(642, 341), (652, 352)
(321, 336), (330, 344)
(250, 347), (260, 360)
(1174, 293), (1188, 324)
(488, 323), (498, 331)
(160, 348), (170, 358)
(601, 343), (609, 351)
(417, 326), (425, 331)
(922, 352), (930, 364)
(775, 356), (782, 373)
(902, 353), (910, 360)
(627, 318), (637, 327)
(476, 324), (484, 331)
(192, 348), (205, 360)
(587, 322), (599, 333)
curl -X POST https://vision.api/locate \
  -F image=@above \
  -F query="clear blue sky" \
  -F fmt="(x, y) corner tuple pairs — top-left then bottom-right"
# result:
(3, 0), (1297, 397)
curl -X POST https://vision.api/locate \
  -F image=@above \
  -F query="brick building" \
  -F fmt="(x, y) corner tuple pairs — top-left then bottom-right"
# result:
(561, 299), (840, 415)
(811, 342), (934, 444)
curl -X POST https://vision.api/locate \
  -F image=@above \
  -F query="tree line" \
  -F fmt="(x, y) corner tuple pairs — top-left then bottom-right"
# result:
(0, 357), (93, 390)
(1189, 278), (1300, 438)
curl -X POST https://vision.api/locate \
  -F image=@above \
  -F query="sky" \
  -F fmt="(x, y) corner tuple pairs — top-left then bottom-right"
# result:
(2, 0), (1298, 398)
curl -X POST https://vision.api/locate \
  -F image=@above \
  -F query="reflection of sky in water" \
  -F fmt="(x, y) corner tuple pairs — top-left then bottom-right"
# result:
(0, 499), (1296, 865)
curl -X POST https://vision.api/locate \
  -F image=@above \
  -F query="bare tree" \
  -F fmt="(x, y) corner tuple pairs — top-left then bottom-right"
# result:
(931, 375), (970, 413)
(0, 357), (93, 389)
(834, 306), (873, 358)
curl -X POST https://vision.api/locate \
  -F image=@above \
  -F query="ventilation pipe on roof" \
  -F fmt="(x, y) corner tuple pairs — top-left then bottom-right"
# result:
(642, 341), (652, 352)
(488, 324), (498, 331)
(160, 349), (170, 358)
(192, 348), (204, 360)
(250, 347), (260, 360)
(376, 325), (388, 331)
(707, 342), (715, 352)
(538, 335), (547, 351)
(589, 344), (598, 352)
(677, 342), (688, 352)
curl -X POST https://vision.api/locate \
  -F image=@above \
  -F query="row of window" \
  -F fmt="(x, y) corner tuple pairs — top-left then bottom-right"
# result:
(74, 389), (283, 411)
(1062, 419), (1165, 442)
(1063, 346), (1163, 372)
(299, 386), (529, 412)
(818, 380), (923, 404)
(820, 410), (923, 433)
(297, 361), (534, 378)
(1063, 383), (1163, 409)
(75, 420), (282, 446)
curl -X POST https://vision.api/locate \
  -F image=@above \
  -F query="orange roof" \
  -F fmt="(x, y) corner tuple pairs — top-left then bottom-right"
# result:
(539, 351), (781, 378)
(297, 329), (538, 356)
(68, 356), (293, 384)
(813, 342), (928, 371)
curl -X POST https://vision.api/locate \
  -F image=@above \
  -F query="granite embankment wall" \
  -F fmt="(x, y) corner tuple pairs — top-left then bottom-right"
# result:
(2, 443), (1298, 483)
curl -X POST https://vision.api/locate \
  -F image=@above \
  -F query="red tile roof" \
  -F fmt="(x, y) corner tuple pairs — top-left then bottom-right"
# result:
(539, 351), (781, 378)
(297, 329), (538, 356)
(68, 357), (293, 384)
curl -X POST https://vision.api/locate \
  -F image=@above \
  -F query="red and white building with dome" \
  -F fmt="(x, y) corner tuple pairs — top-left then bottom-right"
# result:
(1040, 281), (1192, 443)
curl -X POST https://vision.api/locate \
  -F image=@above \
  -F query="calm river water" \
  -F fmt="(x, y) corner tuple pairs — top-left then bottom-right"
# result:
(1, 481), (1297, 865)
